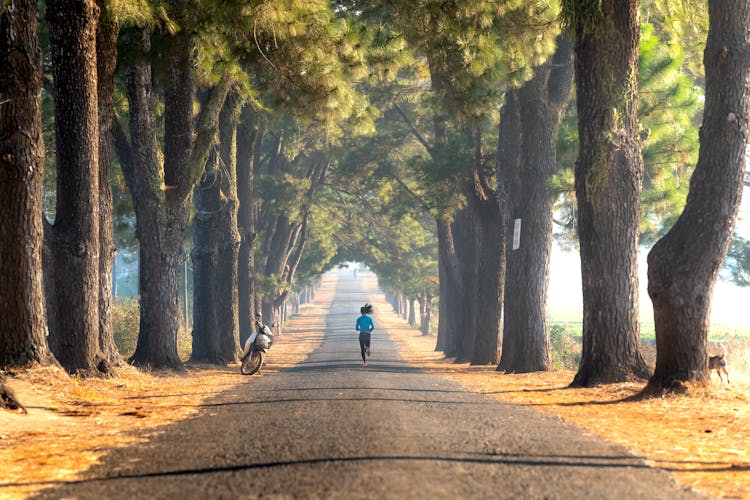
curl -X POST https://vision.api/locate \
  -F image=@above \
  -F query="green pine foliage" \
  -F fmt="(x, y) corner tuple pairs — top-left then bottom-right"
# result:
(725, 236), (750, 287)
(388, 0), (560, 122)
(645, 0), (707, 79)
(552, 21), (702, 247)
(638, 22), (701, 243)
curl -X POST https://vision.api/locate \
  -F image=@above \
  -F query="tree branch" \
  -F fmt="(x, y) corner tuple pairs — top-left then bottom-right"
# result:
(112, 117), (136, 199)
(176, 76), (231, 204)
(394, 103), (434, 157)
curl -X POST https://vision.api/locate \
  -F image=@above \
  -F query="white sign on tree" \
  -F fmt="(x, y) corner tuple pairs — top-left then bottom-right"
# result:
(513, 218), (521, 250)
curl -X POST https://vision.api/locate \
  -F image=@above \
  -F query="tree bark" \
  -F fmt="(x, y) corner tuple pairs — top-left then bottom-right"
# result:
(215, 94), (242, 362)
(646, 0), (750, 390)
(237, 107), (261, 346)
(192, 94), (243, 364)
(0, 0), (55, 368)
(501, 37), (574, 373)
(95, 0), (121, 365)
(435, 246), (448, 351)
(497, 90), (522, 372)
(46, 0), (111, 376)
(468, 197), (503, 365)
(122, 31), (180, 368)
(408, 298), (417, 326)
(570, 0), (650, 386)
(452, 207), (478, 362)
(467, 126), (504, 366)
(418, 294), (433, 336)
(436, 216), (462, 357)
(191, 150), (221, 362)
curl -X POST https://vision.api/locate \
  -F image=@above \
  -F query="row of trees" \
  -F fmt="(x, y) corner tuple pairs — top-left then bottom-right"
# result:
(1, 0), (748, 404)
(333, 0), (749, 390)
(1, 0), (377, 379)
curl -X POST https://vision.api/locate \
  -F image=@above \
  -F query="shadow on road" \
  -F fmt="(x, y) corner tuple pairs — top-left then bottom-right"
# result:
(5, 452), (740, 491)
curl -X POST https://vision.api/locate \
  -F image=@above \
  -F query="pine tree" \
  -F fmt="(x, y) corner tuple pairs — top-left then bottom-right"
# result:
(116, 10), (231, 367)
(45, 0), (113, 375)
(564, 0), (650, 386)
(647, 0), (750, 390)
(498, 36), (574, 374)
(0, 0), (55, 370)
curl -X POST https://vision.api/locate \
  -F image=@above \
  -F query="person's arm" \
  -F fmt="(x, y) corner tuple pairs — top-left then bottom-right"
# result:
(369, 317), (374, 332)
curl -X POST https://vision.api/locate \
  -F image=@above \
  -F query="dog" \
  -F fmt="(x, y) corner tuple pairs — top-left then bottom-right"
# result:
(708, 344), (730, 384)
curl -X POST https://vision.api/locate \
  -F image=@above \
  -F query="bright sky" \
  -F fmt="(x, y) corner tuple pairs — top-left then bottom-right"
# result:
(548, 188), (750, 335)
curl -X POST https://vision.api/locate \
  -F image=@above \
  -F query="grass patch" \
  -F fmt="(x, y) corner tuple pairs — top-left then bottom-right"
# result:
(112, 297), (139, 358)
(549, 324), (580, 370)
(113, 297), (193, 361)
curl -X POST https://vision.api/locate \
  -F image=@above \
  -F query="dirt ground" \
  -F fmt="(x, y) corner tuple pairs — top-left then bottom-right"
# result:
(1, 272), (748, 499)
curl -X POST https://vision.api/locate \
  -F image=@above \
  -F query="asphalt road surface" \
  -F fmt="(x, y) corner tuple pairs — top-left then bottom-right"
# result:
(32, 270), (702, 499)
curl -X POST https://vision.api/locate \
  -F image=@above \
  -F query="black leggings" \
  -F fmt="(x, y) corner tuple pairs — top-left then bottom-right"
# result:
(358, 332), (371, 362)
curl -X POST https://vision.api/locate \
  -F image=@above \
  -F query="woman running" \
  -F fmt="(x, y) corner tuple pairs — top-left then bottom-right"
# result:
(355, 303), (374, 366)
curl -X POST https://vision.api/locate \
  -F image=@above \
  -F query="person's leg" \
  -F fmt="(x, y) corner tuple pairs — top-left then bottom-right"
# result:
(365, 332), (371, 356)
(359, 333), (367, 363)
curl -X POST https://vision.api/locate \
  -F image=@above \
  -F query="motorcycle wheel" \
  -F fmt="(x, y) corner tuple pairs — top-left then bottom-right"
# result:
(241, 351), (264, 375)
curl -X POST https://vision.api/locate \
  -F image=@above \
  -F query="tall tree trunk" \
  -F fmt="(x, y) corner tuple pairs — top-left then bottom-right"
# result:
(135, 220), (184, 367)
(193, 94), (243, 364)
(469, 195), (503, 365)
(435, 247), (448, 351)
(497, 90), (522, 372)
(570, 0), (649, 386)
(425, 295), (433, 336)
(191, 151), (221, 362)
(237, 107), (260, 346)
(95, 0), (121, 365)
(292, 292), (300, 314)
(408, 298), (417, 326)
(501, 38), (574, 373)
(418, 294), (433, 336)
(452, 207), (478, 363)
(468, 128), (504, 366)
(46, 0), (111, 375)
(432, 109), (453, 354)
(436, 217), (462, 357)
(646, 0), (750, 390)
(123, 31), (181, 368)
(0, 0), (55, 368)
(215, 94), (242, 362)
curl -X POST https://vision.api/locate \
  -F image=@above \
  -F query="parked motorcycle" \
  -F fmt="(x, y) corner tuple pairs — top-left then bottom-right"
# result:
(240, 315), (274, 375)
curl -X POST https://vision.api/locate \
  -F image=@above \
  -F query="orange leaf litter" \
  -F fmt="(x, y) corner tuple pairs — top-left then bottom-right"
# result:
(1, 272), (748, 499)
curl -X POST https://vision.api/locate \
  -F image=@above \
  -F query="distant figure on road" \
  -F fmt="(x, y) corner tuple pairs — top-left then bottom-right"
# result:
(356, 303), (374, 367)
(353, 268), (358, 279)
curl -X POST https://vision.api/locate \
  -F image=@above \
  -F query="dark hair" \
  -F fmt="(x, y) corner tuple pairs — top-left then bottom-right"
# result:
(360, 303), (373, 315)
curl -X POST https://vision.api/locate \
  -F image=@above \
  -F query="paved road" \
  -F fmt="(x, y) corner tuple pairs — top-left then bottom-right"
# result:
(32, 270), (701, 499)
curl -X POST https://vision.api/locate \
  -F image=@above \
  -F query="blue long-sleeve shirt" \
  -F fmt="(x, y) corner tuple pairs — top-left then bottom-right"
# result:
(356, 315), (374, 333)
